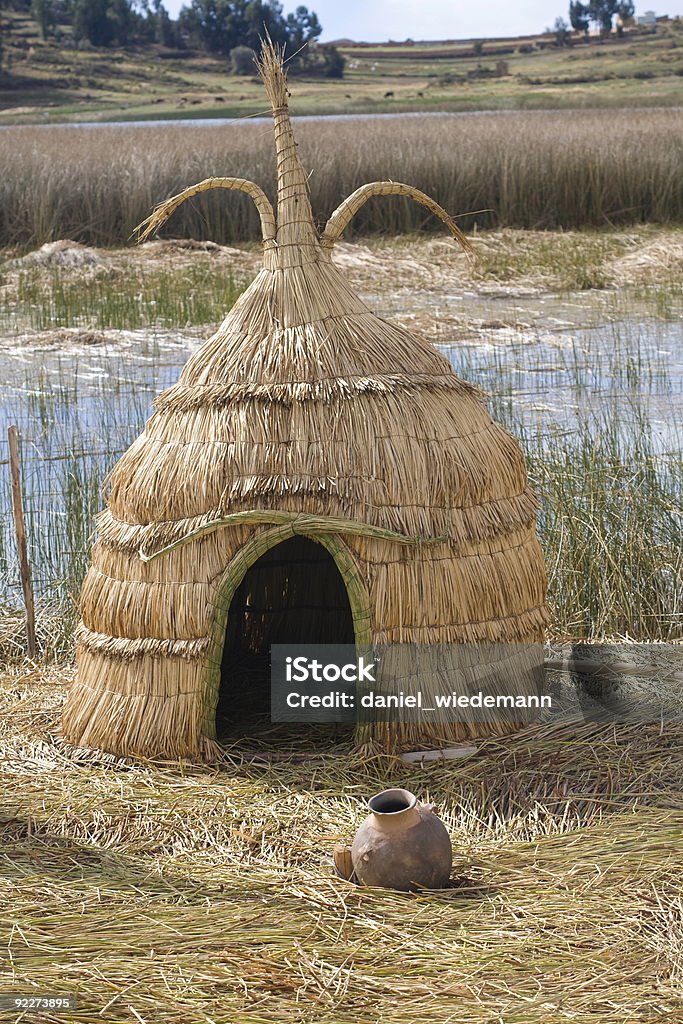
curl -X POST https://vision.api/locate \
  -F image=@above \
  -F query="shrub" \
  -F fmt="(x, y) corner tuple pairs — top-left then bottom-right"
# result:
(229, 45), (256, 76)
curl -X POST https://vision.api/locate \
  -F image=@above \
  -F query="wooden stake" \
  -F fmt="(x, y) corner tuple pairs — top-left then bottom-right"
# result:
(7, 426), (37, 659)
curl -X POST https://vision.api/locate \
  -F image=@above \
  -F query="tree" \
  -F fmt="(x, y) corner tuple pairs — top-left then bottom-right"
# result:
(293, 41), (344, 77)
(285, 4), (321, 58)
(588, 0), (618, 36)
(571, 0), (622, 36)
(146, 0), (177, 45)
(111, 0), (133, 44)
(243, 0), (289, 50)
(569, 0), (590, 34)
(177, 3), (200, 43)
(72, 0), (115, 46)
(616, 0), (634, 35)
(320, 43), (344, 77)
(554, 16), (570, 45)
(178, 0), (324, 62)
(31, 0), (56, 39)
(181, 0), (248, 55)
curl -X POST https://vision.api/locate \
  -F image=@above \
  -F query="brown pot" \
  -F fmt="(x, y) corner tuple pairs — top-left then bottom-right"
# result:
(350, 788), (452, 891)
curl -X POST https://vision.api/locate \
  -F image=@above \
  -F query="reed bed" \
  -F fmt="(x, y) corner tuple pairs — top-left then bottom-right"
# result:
(1, 663), (682, 1022)
(527, 422), (683, 642)
(0, 339), (181, 659)
(1, 107), (683, 249)
(2, 262), (243, 333)
(443, 318), (683, 643)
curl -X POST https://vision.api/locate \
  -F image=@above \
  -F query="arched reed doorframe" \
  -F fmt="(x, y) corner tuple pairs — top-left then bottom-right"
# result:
(202, 527), (372, 739)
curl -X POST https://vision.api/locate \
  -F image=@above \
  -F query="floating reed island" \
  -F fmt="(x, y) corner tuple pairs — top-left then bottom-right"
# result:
(62, 44), (549, 759)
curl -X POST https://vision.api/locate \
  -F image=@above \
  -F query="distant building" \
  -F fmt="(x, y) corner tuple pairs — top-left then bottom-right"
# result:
(637, 10), (657, 28)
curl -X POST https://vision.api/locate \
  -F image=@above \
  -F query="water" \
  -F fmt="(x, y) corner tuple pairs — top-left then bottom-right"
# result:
(4, 106), (681, 131)
(0, 329), (202, 606)
(441, 317), (682, 453)
(0, 328), (201, 453)
(2, 315), (679, 455)
(0, 311), (681, 607)
(0, 110), (579, 131)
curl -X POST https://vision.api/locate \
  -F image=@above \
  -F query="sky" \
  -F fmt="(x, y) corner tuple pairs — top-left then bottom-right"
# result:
(161, 2), (683, 42)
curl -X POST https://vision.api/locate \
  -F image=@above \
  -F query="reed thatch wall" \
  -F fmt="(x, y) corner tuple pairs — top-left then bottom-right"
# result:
(62, 45), (549, 759)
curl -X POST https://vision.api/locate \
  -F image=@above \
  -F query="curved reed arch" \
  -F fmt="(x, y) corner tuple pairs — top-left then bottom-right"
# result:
(201, 526), (373, 738)
(321, 181), (475, 257)
(134, 176), (277, 245)
(138, 510), (446, 564)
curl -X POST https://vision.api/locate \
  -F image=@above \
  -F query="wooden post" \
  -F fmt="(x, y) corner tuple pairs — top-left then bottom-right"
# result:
(7, 426), (37, 659)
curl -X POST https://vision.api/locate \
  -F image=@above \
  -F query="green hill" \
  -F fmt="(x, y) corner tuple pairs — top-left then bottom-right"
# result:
(1, 7), (682, 123)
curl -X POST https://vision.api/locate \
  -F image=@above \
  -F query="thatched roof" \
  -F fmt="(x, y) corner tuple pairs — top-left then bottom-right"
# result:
(62, 44), (549, 759)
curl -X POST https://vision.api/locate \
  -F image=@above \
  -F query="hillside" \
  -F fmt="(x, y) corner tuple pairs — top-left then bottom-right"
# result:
(1, 10), (682, 123)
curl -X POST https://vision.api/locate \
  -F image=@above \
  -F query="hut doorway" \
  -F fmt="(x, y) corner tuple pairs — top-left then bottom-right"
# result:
(215, 534), (359, 742)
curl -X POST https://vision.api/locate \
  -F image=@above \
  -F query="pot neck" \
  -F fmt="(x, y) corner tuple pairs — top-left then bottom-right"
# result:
(367, 788), (422, 831)
(371, 804), (422, 832)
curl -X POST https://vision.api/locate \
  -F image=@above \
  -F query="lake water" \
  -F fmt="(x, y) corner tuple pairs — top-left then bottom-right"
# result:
(3, 108), (647, 131)
(1, 312), (680, 453)
(0, 308), (680, 604)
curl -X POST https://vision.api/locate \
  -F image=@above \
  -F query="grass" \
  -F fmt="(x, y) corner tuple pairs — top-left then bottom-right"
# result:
(1, 108), (683, 251)
(1, 261), (244, 332)
(2, 10), (683, 123)
(528, 422), (682, 642)
(471, 231), (625, 290)
(1, 664), (682, 1022)
(444, 324), (683, 643)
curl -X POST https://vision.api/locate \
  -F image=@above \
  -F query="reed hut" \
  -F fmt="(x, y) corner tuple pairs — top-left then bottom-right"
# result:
(62, 45), (549, 758)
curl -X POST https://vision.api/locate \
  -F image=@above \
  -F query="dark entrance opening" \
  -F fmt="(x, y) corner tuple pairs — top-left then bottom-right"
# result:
(217, 535), (356, 745)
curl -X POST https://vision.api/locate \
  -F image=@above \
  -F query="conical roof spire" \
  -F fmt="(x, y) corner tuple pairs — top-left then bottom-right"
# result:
(256, 42), (320, 262)
(135, 41), (473, 269)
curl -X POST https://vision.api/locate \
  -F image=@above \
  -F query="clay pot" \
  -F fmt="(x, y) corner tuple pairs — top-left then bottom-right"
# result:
(350, 788), (452, 891)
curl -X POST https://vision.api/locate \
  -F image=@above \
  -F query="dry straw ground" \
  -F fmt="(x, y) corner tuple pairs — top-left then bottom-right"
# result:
(1, 664), (682, 1022)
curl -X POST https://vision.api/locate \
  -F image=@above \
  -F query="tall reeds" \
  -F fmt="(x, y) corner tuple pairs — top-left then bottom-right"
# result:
(0, 346), (175, 657)
(3, 264), (243, 332)
(1, 108), (682, 249)
(443, 317), (683, 642)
